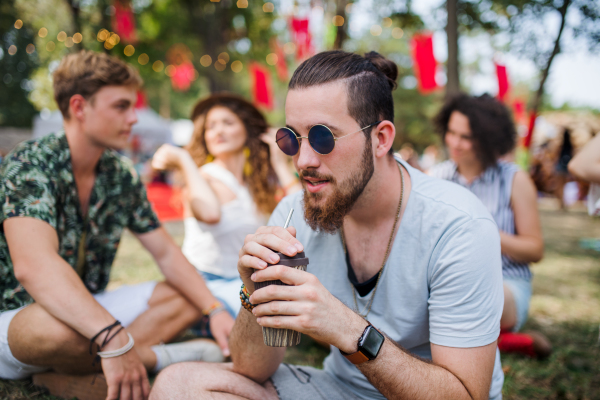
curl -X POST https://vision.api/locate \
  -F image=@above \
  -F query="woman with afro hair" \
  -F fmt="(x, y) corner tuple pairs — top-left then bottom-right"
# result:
(431, 93), (551, 359)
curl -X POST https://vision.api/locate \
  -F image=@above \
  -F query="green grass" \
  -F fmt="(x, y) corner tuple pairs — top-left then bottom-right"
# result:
(1, 202), (599, 399)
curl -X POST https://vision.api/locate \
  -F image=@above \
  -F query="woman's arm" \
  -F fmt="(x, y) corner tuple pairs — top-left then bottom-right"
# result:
(568, 134), (600, 183)
(500, 170), (544, 263)
(152, 144), (221, 223)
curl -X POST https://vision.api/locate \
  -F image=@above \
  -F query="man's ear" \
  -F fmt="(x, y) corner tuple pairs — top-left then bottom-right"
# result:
(68, 94), (87, 121)
(373, 120), (396, 158)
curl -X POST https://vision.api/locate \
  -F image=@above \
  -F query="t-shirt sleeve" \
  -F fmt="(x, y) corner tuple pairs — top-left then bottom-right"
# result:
(427, 217), (504, 348)
(0, 153), (57, 228)
(127, 171), (161, 234)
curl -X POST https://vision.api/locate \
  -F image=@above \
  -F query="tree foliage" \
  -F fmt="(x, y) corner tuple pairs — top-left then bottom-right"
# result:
(0, 0), (39, 127)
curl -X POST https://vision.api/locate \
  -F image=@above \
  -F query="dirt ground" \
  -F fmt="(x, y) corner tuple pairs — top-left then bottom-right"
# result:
(1, 199), (599, 399)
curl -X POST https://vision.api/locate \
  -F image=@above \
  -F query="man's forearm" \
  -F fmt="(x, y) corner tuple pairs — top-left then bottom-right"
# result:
(155, 243), (219, 312)
(17, 254), (122, 341)
(358, 340), (475, 400)
(230, 308), (285, 383)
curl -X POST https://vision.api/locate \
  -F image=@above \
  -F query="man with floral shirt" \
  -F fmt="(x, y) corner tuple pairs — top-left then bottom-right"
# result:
(0, 51), (233, 400)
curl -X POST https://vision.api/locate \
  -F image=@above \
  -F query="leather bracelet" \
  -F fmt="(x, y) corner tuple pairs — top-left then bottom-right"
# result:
(97, 333), (135, 358)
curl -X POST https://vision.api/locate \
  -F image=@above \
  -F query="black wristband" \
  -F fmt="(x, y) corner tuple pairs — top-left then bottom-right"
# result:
(89, 320), (122, 357)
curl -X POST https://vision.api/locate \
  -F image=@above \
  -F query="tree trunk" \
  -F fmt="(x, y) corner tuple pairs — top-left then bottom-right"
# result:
(445, 0), (460, 97)
(67, 0), (82, 52)
(529, 0), (571, 115)
(183, 0), (231, 92)
(333, 0), (348, 50)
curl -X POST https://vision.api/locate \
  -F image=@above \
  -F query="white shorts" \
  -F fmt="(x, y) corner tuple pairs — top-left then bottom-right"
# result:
(0, 281), (157, 380)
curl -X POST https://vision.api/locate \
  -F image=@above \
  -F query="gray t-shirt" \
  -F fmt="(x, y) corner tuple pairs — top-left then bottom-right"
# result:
(267, 159), (504, 400)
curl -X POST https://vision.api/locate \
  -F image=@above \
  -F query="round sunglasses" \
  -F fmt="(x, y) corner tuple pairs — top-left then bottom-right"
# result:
(275, 121), (382, 156)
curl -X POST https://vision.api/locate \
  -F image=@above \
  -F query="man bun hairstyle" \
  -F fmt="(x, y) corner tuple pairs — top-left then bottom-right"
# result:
(434, 93), (517, 170)
(53, 50), (142, 119)
(289, 50), (398, 140)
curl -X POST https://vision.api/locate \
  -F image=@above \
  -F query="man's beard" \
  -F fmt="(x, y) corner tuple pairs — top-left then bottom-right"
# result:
(300, 139), (375, 234)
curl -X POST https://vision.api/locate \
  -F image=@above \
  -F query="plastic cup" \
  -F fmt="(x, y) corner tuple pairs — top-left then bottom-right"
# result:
(253, 251), (309, 347)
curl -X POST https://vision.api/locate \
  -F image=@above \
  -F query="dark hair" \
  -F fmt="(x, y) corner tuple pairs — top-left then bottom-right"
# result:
(53, 50), (142, 119)
(186, 93), (277, 214)
(289, 50), (398, 142)
(434, 93), (516, 169)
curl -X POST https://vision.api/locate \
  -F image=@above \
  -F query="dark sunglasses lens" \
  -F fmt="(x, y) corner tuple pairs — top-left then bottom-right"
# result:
(276, 128), (299, 156)
(308, 125), (335, 155)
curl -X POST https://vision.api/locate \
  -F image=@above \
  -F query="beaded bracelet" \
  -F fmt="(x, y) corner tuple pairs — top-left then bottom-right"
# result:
(239, 284), (255, 312)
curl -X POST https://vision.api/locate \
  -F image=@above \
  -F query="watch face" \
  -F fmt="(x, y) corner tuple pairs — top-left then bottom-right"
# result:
(359, 326), (385, 360)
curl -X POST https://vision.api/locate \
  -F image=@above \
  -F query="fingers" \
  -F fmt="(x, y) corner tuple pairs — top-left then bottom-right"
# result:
(252, 264), (311, 286)
(120, 379), (131, 400)
(239, 254), (268, 270)
(255, 315), (306, 331)
(131, 377), (143, 400)
(141, 373), (151, 400)
(106, 380), (121, 400)
(213, 329), (230, 357)
(244, 228), (303, 259)
(252, 299), (309, 319)
(250, 280), (305, 304)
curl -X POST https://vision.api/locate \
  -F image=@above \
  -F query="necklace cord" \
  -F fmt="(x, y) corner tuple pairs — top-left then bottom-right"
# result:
(341, 161), (405, 318)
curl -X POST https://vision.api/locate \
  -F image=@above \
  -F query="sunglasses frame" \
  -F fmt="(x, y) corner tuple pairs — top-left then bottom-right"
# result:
(276, 121), (382, 156)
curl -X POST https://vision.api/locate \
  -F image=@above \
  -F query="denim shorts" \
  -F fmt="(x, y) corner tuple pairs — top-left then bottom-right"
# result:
(503, 276), (532, 332)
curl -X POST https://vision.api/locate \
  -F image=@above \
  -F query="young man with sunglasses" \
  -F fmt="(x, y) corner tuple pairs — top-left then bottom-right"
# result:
(151, 51), (504, 400)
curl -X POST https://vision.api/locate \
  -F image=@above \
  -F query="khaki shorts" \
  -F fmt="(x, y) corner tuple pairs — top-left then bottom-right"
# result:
(270, 364), (362, 400)
(0, 281), (157, 380)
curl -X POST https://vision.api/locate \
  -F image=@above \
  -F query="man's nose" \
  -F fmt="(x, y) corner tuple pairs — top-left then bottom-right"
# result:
(295, 138), (320, 170)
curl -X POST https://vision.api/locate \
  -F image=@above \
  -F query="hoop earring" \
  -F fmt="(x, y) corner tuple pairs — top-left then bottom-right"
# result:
(205, 154), (214, 163)
(243, 147), (252, 177)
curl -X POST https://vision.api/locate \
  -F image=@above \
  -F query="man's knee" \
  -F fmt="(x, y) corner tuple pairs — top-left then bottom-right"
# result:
(151, 363), (199, 400)
(8, 305), (88, 362)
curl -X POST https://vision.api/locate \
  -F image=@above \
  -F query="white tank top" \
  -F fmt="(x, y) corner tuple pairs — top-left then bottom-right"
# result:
(181, 163), (265, 278)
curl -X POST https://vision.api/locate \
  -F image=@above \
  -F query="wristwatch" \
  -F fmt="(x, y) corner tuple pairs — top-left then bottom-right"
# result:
(341, 323), (385, 365)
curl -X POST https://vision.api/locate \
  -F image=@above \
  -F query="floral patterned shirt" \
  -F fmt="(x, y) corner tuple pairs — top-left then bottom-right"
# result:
(0, 132), (160, 311)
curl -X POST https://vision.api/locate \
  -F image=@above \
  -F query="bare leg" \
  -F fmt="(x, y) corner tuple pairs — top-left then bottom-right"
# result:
(127, 282), (202, 347)
(7, 281), (203, 374)
(500, 284), (517, 331)
(150, 362), (279, 400)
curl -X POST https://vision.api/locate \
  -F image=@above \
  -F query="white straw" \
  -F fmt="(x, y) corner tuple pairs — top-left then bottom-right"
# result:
(283, 208), (294, 229)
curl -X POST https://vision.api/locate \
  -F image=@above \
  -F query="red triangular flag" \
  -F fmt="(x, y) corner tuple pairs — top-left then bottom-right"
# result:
(411, 33), (437, 93)
(112, 0), (136, 43)
(495, 63), (510, 102)
(290, 17), (313, 61)
(272, 40), (288, 82)
(250, 63), (274, 110)
(524, 112), (537, 149)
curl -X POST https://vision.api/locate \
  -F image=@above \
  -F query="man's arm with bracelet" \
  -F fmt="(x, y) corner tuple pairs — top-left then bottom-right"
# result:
(5, 217), (149, 400)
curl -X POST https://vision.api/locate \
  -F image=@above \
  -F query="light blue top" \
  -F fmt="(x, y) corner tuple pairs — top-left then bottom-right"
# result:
(430, 160), (531, 280)
(268, 158), (504, 400)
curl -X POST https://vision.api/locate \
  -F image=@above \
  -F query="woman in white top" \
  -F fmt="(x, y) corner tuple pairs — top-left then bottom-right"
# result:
(152, 93), (301, 318)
